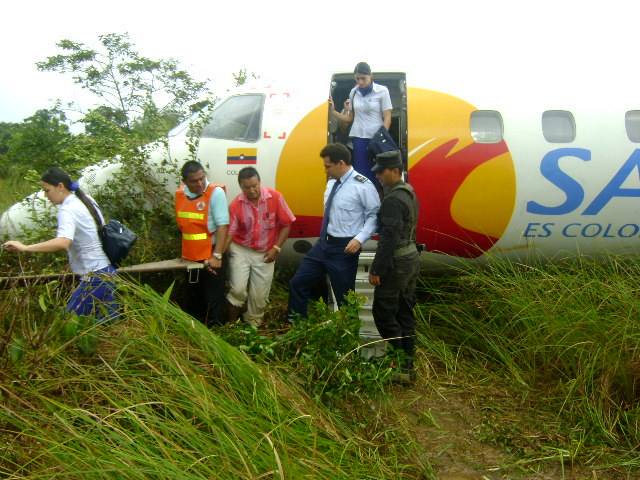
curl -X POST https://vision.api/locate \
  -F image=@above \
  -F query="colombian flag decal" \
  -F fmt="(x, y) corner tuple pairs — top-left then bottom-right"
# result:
(227, 148), (257, 164)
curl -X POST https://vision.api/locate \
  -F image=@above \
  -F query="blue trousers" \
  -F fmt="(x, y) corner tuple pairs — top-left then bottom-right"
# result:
(67, 265), (118, 322)
(351, 137), (380, 189)
(288, 239), (360, 319)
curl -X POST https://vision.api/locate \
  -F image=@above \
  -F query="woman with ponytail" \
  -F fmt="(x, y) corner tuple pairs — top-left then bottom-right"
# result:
(3, 167), (118, 321)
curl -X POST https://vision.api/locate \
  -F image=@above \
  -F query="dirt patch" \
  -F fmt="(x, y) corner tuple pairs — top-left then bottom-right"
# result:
(370, 355), (625, 479)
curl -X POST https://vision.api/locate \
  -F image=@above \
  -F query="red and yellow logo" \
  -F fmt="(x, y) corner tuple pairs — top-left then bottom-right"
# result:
(276, 88), (516, 258)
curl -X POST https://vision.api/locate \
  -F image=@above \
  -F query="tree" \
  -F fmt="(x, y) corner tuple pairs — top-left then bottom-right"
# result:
(0, 122), (17, 175)
(37, 33), (209, 134)
(6, 107), (74, 174)
(0, 122), (16, 156)
(82, 106), (128, 136)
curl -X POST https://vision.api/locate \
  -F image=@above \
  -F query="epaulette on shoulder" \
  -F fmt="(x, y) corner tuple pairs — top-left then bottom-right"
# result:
(353, 174), (368, 183)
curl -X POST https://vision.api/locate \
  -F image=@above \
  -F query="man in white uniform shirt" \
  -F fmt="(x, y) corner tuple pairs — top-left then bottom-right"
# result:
(288, 143), (380, 320)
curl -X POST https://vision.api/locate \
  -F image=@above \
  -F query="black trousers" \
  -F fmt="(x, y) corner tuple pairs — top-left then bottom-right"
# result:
(183, 266), (225, 327)
(372, 252), (420, 358)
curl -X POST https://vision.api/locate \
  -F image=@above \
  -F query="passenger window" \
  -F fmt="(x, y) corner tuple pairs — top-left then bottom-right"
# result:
(201, 94), (265, 142)
(542, 110), (576, 143)
(625, 110), (640, 142)
(470, 110), (503, 144)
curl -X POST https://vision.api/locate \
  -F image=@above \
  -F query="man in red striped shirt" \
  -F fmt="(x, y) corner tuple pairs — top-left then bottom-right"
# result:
(224, 167), (296, 326)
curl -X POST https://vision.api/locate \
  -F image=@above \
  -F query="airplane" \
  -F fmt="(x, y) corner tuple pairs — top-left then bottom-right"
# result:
(2, 70), (640, 268)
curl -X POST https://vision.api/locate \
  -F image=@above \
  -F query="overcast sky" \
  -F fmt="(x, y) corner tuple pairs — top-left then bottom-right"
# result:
(1, 0), (638, 123)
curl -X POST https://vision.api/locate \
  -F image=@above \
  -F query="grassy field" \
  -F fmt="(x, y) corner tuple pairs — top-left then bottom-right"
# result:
(0, 280), (427, 479)
(413, 257), (640, 477)
(1, 256), (640, 478)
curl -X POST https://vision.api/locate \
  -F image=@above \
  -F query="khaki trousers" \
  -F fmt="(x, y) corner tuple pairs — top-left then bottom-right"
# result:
(226, 242), (275, 324)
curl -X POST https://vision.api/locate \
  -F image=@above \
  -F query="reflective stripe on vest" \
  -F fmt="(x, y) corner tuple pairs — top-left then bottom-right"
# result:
(183, 232), (208, 241)
(177, 211), (205, 220)
(175, 183), (226, 261)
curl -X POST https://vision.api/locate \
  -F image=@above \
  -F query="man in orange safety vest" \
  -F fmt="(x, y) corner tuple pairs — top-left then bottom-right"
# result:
(176, 160), (229, 326)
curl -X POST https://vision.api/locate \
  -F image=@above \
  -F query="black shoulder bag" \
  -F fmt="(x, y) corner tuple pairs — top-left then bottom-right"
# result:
(84, 196), (137, 267)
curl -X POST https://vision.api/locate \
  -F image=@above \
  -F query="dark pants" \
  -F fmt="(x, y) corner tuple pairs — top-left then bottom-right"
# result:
(183, 265), (225, 327)
(288, 238), (359, 318)
(373, 252), (420, 359)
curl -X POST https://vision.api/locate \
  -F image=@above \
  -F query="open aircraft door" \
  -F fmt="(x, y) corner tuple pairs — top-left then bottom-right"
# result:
(328, 72), (408, 173)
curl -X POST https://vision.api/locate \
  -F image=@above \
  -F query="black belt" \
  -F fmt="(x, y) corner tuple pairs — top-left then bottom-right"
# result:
(324, 234), (352, 243)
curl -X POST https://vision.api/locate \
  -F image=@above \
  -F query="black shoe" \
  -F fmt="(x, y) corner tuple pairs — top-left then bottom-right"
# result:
(391, 370), (415, 385)
(391, 360), (416, 385)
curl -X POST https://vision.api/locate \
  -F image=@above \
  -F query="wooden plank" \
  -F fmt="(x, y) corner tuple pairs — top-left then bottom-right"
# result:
(0, 272), (78, 289)
(0, 258), (203, 289)
(119, 258), (204, 274)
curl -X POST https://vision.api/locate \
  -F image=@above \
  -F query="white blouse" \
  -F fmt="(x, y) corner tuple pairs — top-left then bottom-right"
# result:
(349, 82), (393, 139)
(56, 194), (111, 275)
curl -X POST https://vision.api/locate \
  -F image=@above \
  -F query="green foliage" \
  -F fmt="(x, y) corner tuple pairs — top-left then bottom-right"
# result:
(0, 122), (16, 175)
(89, 141), (180, 265)
(0, 170), (71, 277)
(219, 293), (394, 402)
(3, 253), (640, 475)
(37, 33), (209, 132)
(418, 255), (640, 454)
(232, 67), (259, 87)
(0, 32), (213, 183)
(0, 171), (34, 213)
(0, 280), (414, 479)
(7, 336), (24, 364)
(0, 122), (13, 155)
(2, 106), (76, 175)
(0, 32), (217, 273)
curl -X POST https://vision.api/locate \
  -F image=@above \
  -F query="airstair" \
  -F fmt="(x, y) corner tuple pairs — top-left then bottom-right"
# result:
(354, 251), (387, 358)
(327, 251), (386, 359)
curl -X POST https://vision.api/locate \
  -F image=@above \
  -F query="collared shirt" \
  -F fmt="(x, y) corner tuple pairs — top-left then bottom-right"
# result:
(324, 167), (380, 244)
(349, 82), (393, 139)
(229, 187), (296, 252)
(183, 180), (229, 232)
(56, 194), (111, 275)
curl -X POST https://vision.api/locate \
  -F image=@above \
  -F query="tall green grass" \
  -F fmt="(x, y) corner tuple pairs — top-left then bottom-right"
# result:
(4, 253), (640, 477)
(417, 255), (640, 464)
(0, 280), (418, 479)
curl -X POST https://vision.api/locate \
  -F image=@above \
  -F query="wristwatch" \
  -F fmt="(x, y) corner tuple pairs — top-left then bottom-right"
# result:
(213, 252), (223, 260)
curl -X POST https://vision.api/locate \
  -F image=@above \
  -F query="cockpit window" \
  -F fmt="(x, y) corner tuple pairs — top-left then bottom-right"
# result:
(168, 112), (198, 137)
(201, 94), (265, 142)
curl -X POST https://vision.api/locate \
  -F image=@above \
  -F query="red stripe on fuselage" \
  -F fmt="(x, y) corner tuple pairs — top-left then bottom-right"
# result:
(410, 139), (509, 258)
(287, 215), (322, 238)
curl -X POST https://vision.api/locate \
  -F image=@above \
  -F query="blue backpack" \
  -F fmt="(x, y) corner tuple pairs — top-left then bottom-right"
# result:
(368, 125), (398, 156)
